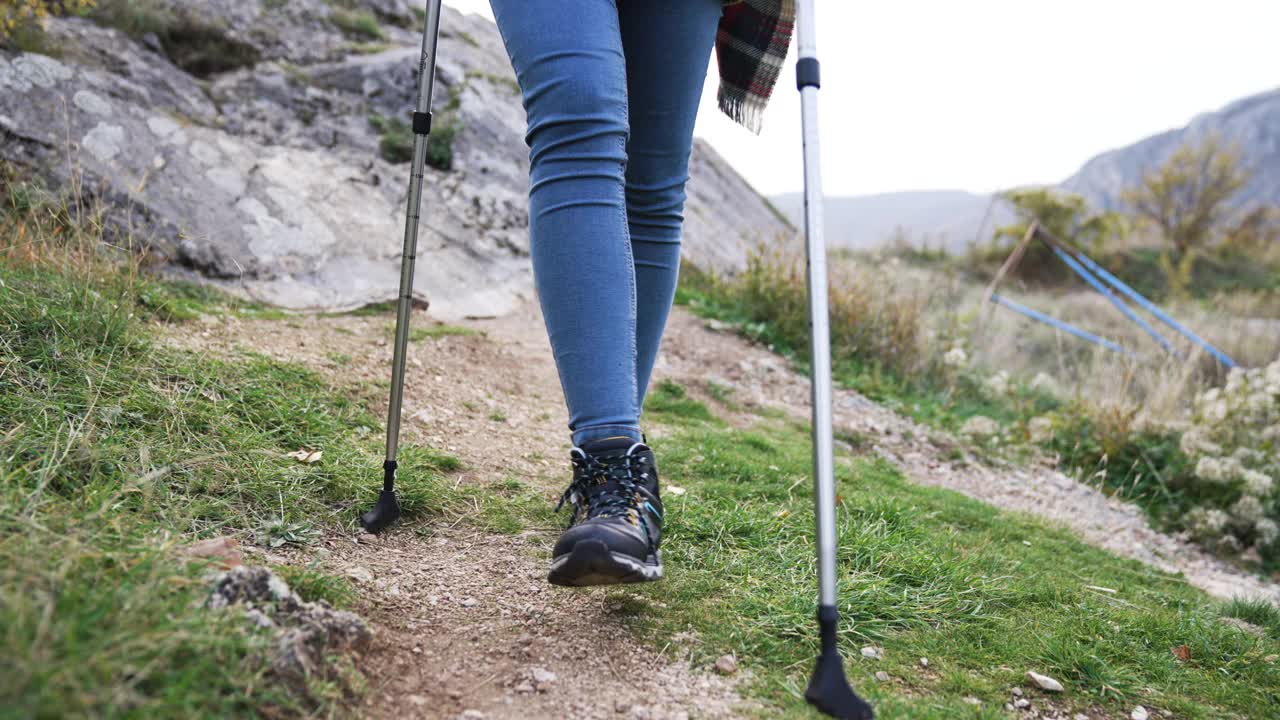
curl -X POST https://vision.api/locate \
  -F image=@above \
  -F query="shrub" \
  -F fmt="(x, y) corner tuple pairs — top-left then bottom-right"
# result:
(88, 0), (261, 77)
(1176, 361), (1280, 563)
(370, 113), (461, 171)
(329, 7), (383, 41)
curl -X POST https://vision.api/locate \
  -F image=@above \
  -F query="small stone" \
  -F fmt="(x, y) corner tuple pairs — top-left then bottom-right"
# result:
(1131, 707), (1149, 720)
(514, 681), (534, 694)
(460, 712), (485, 720)
(714, 654), (738, 675)
(461, 597), (478, 607)
(962, 696), (982, 705)
(1221, 617), (1265, 637)
(358, 533), (378, 544)
(860, 646), (883, 660)
(1015, 698), (1030, 709)
(1011, 687), (1023, 697)
(874, 671), (890, 682)
(407, 695), (427, 706)
(629, 705), (652, 719)
(614, 700), (630, 713)
(1075, 715), (1090, 720)
(1005, 704), (1014, 712)
(531, 667), (557, 684)
(346, 566), (374, 583)
(1025, 670), (1064, 692)
(918, 657), (929, 668)
(412, 646), (422, 655)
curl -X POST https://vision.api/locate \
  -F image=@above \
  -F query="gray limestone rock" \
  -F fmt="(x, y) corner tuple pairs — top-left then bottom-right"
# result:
(1, 7), (792, 317)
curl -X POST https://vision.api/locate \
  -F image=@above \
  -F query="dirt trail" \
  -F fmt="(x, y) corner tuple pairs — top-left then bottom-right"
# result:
(173, 304), (749, 720)
(171, 298), (1279, 719)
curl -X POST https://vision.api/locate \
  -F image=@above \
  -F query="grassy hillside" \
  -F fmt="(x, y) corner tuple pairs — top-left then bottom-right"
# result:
(3, 180), (1277, 718)
(0, 187), (462, 717)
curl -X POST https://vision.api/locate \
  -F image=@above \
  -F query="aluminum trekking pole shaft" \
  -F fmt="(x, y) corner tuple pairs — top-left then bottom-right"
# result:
(797, 1), (873, 717)
(361, 0), (443, 534)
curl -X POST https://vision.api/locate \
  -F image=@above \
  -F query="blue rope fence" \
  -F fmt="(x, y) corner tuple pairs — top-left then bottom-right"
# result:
(984, 221), (1237, 368)
(988, 292), (1137, 358)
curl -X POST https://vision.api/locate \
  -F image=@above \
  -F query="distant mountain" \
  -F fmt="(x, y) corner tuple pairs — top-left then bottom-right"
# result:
(1063, 87), (1280, 211)
(773, 87), (1280, 254)
(770, 190), (1012, 253)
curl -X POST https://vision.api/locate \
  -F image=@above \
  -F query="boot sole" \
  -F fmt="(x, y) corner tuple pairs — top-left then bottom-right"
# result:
(547, 539), (663, 586)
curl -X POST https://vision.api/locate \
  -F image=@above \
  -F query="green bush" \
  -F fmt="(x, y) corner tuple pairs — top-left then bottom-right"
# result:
(370, 112), (461, 171)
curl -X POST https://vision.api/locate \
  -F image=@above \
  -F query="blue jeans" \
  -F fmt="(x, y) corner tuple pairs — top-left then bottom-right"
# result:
(489, 0), (723, 447)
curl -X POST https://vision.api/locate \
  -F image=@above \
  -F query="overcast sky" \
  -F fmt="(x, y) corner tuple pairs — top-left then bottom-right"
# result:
(444, 0), (1278, 197)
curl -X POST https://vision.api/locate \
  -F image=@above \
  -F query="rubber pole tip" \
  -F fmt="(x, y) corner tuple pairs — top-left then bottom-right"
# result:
(359, 489), (401, 534)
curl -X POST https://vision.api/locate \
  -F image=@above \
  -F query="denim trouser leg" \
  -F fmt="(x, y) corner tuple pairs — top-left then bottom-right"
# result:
(619, 0), (722, 410)
(488, 0), (722, 447)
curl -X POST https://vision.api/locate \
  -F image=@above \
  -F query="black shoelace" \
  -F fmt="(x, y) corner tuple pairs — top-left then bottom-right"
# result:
(555, 451), (645, 528)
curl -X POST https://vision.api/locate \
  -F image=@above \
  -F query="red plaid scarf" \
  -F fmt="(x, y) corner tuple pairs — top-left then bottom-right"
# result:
(716, 0), (795, 133)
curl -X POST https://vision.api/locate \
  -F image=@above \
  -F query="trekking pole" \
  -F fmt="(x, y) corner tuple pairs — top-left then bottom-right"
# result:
(360, 0), (444, 534)
(795, 2), (874, 718)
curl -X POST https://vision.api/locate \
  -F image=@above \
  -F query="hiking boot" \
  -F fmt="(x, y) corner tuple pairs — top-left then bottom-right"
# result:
(548, 436), (663, 586)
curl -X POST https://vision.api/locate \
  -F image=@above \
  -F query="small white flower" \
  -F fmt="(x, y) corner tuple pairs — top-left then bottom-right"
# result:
(1194, 457), (1233, 484)
(1186, 507), (1230, 539)
(1205, 399), (1230, 425)
(1030, 372), (1060, 396)
(984, 371), (1010, 397)
(1028, 416), (1054, 444)
(943, 346), (968, 370)
(1256, 518), (1280, 548)
(1230, 495), (1265, 528)
(1242, 469), (1274, 497)
(960, 415), (1000, 440)
(1180, 427), (1222, 458)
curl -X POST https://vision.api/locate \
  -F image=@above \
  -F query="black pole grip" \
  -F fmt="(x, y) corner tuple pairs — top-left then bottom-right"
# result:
(383, 460), (397, 492)
(797, 57), (821, 89)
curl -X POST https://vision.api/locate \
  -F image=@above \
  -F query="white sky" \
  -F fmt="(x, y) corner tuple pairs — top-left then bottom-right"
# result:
(444, 0), (1279, 197)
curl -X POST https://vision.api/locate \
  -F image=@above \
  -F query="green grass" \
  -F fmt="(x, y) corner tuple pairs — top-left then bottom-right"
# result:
(276, 562), (357, 608)
(88, 0), (262, 77)
(632, 383), (1280, 718)
(328, 7), (383, 41)
(0, 234), (464, 715)
(368, 112), (461, 171)
(407, 323), (477, 342)
(5, 172), (1273, 716)
(675, 261), (1059, 436)
(1223, 598), (1280, 640)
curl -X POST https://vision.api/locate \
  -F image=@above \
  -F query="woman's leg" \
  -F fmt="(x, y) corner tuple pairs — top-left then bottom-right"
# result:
(488, 0), (640, 447)
(617, 0), (723, 409)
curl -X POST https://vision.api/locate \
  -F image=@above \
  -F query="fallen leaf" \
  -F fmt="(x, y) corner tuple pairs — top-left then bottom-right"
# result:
(181, 536), (242, 569)
(775, 509), (791, 519)
(1172, 645), (1191, 662)
(286, 448), (323, 464)
(666, 485), (687, 496)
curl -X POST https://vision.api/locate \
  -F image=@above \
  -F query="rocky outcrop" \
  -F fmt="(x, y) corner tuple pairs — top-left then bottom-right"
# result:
(208, 565), (372, 701)
(0, 2), (790, 317)
(1063, 87), (1280, 212)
